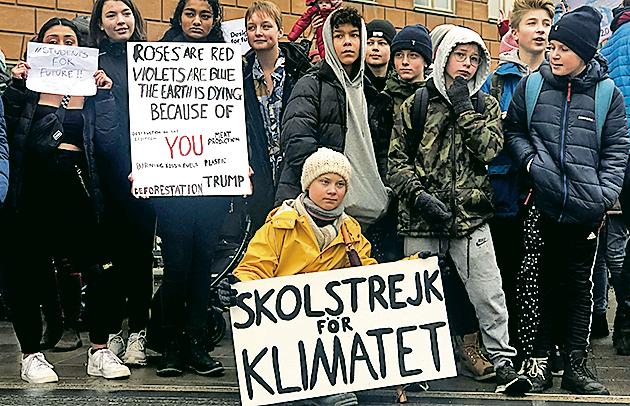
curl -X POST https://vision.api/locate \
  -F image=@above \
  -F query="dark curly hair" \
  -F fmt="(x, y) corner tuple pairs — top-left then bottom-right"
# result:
(329, 7), (363, 31)
(163, 0), (225, 43)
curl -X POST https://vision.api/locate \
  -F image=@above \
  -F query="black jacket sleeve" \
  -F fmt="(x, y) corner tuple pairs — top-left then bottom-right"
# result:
(1, 79), (29, 137)
(504, 77), (535, 170)
(275, 74), (321, 204)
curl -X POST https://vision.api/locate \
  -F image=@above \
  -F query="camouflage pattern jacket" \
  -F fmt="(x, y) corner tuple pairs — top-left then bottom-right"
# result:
(388, 78), (503, 238)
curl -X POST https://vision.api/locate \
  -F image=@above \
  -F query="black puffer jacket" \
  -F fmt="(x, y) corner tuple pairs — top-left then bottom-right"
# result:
(1, 79), (118, 219)
(505, 57), (629, 227)
(275, 60), (384, 203)
(243, 42), (311, 228)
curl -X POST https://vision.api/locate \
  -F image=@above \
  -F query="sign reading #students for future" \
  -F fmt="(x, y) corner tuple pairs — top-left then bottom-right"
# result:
(221, 19), (251, 55)
(127, 42), (250, 197)
(230, 258), (456, 406)
(26, 43), (99, 96)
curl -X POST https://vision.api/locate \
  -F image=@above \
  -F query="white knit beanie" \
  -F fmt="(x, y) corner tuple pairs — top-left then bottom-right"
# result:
(300, 148), (352, 192)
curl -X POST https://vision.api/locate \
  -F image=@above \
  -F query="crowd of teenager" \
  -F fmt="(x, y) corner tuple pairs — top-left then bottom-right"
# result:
(1, 0), (630, 404)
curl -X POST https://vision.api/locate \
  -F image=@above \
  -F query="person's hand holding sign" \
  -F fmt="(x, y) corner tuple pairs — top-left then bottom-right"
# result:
(94, 69), (113, 89)
(11, 61), (30, 80)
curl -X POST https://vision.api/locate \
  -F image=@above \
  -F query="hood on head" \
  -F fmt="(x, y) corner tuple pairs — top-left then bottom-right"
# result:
(431, 26), (491, 104)
(322, 8), (366, 84)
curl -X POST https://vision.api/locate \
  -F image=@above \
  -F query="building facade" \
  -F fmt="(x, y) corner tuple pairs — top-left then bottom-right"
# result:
(0, 0), (507, 66)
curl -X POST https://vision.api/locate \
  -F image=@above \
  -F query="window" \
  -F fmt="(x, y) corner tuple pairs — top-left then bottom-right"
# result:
(488, 0), (514, 21)
(414, 0), (454, 13)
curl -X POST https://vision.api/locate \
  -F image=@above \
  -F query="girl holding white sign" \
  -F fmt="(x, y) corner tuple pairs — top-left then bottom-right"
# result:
(2, 17), (130, 383)
(219, 148), (377, 406)
(89, 0), (155, 368)
(150, 0), (232, 380)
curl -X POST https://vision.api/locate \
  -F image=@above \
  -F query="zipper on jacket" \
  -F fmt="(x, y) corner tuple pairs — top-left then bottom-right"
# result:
(558, 81), (572, 222)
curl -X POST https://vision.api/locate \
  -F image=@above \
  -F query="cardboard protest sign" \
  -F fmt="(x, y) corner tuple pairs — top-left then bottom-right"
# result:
(26, 43), (98, 96)
(221, 19), (251, 55)
(230, 258), (456, 406)
(127, 42), (250, 197)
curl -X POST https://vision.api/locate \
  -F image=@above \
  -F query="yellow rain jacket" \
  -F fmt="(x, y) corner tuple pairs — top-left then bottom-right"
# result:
(234, 205), (377, 281)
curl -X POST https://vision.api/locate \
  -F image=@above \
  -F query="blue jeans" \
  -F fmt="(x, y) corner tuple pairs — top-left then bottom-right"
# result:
(593, 215), (628, 316)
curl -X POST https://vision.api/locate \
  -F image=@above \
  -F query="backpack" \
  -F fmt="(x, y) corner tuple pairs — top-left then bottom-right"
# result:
(525, 71), (615, 138)
(410, 86), (487, 155)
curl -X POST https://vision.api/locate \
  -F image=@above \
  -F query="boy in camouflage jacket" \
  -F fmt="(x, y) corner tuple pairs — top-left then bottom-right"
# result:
(388, 26), (530, 394)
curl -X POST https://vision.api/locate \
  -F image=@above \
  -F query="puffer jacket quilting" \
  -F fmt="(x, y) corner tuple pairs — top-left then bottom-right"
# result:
(504, 57), (629, 227)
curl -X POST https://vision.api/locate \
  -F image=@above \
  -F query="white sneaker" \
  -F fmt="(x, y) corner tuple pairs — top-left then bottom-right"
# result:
(123, 330), (147, 366)
(21, 352), (59, 383)
(87, 348), (131, 379)
(107, 330), (125, 359)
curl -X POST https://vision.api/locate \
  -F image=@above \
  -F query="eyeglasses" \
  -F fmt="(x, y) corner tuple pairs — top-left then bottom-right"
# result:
(453, 51), (481, 66)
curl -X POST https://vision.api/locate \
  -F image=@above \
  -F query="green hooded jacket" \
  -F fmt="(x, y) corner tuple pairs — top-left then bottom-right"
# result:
(387, 26), (503, 238)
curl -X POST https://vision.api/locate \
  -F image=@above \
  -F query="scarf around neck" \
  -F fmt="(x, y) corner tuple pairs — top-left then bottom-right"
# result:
(293, 194), (345, 250)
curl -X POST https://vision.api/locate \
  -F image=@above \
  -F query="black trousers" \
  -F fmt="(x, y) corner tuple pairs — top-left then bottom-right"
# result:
(535, 217), (598, 354)
(5, 150), (109, 352)
(489, 215), (523, 350)
(102, 196), (155, 333)
(153, 196), (229, 333)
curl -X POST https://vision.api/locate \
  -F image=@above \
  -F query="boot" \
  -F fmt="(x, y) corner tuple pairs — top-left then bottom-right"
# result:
(613, 331), (630, 355)
(156, 334), (184, 377)
(591, 312), (609, 339)
(53, 327), (82, 351)
(520, 357), (553, 393)
(185, 329), (224, 376)
(39, 318), (63, 350)
(561, 349), (609, 395)
(455, 333), (495, 381)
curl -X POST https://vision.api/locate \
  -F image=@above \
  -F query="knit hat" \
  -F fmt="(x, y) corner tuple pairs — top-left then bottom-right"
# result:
(301, 148), (352, 192)
(391, 24), (433, 65)
(366, 19), (397, 45)
(548, 6), (602, 63)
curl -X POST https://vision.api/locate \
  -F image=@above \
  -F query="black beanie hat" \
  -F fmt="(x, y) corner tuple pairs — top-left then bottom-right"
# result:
(366, 19), (397, 45)
(390, 24), (433, 65)
(548, 6), (602, 63)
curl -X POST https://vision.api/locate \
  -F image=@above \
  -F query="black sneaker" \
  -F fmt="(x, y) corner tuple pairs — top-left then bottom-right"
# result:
(591, 313), (609, 339)
(561, 349), (609, 395)
(156, 339), (184, 377)
(521, 357), (553, 393)
(614, 332), (630, 356)
(185, 331), (224, 376)
(495, 362), (532, 395)
(550, 347), (564, 376)
(53, 328), (82, 352)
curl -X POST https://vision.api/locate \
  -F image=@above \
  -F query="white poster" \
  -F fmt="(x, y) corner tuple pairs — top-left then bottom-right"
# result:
(564, 0), (620, 42)
(26, 43), (98, 96)
(221, 18), (251, 55)
(230, 258), (456, 406)
(127, 42), (250, 197)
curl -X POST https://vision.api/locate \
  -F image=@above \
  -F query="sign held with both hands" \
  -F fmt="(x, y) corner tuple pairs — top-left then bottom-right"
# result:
(26, 43), (99, 96)
(230, 258), (457, 406)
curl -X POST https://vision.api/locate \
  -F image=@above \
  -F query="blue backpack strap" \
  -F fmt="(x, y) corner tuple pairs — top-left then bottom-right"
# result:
(594, 78), (615, 138)
(525, 71), (544, 129)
